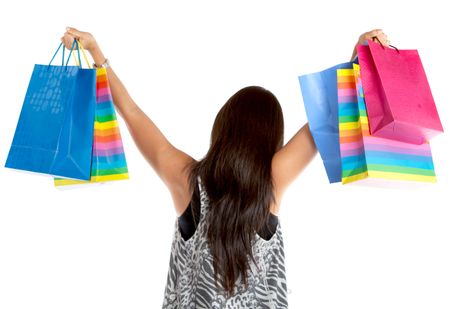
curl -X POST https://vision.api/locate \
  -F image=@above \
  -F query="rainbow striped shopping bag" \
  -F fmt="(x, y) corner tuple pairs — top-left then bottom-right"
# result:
(337, 64), (436, 184)
(54, 67), (129, 186)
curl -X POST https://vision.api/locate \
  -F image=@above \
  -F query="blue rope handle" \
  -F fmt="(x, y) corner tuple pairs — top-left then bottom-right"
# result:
(65, 39), (82, 67)
(48, 39), (82, 67)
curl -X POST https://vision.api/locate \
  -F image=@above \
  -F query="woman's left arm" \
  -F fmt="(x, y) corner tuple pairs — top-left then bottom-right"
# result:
(272, 29), (390, 205)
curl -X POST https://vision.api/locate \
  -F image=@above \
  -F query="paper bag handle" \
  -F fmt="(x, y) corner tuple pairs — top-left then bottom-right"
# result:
(371, 36), (400, 53)
(70, 39), (92, 69)
(48, 39), (91, 68)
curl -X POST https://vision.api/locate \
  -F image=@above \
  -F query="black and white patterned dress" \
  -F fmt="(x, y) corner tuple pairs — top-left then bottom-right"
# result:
(162, 179), (288, 308)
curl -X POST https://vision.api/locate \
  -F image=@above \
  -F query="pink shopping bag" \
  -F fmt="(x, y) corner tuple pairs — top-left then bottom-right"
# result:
(357, 40), (443, 144)
(338, 64), (436, 185)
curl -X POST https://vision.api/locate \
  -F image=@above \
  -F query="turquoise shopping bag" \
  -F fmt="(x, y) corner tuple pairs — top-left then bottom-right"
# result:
(5, 40), (96, 180)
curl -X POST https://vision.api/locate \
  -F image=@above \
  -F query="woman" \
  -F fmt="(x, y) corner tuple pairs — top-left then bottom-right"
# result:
(61, 27), (389, 308)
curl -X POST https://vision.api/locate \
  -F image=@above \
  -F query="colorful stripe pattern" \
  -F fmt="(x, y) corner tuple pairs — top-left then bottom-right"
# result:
(54, 68), (129, 186)
(337, 64), (436, 184)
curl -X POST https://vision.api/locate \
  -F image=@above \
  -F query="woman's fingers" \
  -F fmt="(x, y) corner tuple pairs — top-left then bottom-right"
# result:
(372, 32), (390, 47)
(358, 29), (382, 44)
(362, 29), (382, 42)
(64, 26), (95, 51)
(358, 29), (391, 47)
(376, 32), (390, 47)
(60, 35), (68, 49)
(60, 33), (75, 50)
(66, 27), (83, 39)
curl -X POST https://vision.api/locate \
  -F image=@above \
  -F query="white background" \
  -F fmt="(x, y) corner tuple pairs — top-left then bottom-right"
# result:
(1, 1), (449, 308)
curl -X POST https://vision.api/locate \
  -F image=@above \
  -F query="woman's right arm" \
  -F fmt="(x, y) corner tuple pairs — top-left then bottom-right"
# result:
(62, 28), (194, 215)
(271, 123), (317, 212)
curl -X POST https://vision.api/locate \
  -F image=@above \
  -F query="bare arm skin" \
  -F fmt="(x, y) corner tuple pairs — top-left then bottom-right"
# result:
(62, 27), (389, 216)
(63, 28), (194, 216)
(271, 29), (390, 214)
(271, 123), (317, 214)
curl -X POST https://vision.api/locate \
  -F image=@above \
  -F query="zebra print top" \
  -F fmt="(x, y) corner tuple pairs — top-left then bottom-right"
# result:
(162, 179), (289, 308)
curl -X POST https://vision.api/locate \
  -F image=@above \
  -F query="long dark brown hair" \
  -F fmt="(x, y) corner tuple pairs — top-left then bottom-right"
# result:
(189, 86), (284, 296)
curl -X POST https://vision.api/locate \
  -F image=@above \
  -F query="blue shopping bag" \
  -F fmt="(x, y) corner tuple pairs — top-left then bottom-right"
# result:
(5, 40), (96, 180)
(299, 62), (353, 183)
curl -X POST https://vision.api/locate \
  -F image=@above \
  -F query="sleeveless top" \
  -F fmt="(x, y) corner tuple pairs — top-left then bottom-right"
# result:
(178, 178), (279, 241)
(162, 179), (289, 308)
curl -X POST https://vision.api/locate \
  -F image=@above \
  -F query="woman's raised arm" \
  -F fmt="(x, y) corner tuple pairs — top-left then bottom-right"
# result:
(272, 29), (390, 210)
(62, 27), (194, 215)
(271, 123), (317, 211)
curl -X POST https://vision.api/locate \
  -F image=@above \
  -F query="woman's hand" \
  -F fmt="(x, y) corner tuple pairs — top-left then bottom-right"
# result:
(61, 27), (106, 66)
(60, 28), (194, 215)
(351, 29), (390, 60)
(357, 29), (390, 47)
(61, 27), (97, 52)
